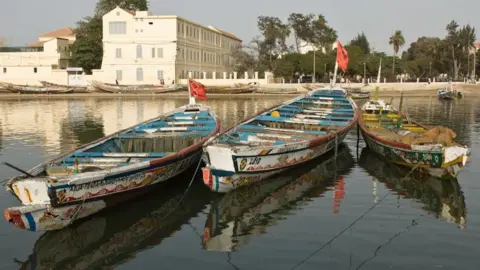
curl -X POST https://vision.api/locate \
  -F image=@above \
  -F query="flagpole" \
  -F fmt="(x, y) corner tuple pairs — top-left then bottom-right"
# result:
(331, 61), (338, 88)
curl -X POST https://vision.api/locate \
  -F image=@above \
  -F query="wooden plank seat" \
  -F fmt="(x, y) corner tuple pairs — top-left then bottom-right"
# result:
(237, 124), (328, 136)
(119, 130), (212, 138)
(255, 115), (350, 126)
(292, 100), (353, 107)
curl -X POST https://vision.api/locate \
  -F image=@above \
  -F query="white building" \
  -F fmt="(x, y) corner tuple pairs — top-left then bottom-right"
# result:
(95, 7), (242, 84)
(298, 40), (326, 54)
(0, 28), (75, 84)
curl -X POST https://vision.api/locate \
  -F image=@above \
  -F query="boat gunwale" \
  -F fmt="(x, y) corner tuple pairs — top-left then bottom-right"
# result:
(358, 103), (431, 151)
(204, 88), (360, 152)
(6, 104), (221, 191)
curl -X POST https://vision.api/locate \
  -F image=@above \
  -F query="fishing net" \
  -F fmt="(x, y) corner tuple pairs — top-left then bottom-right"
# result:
(397, 126), (457, 146)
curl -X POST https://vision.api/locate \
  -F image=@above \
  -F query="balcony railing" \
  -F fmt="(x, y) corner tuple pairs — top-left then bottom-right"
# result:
(0, 46), (44, 53)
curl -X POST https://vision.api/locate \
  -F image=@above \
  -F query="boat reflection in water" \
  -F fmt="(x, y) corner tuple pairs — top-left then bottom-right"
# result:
(16, 177), (212, 270)
(359, 148), (467, 228)
(202, 143), (354, 251)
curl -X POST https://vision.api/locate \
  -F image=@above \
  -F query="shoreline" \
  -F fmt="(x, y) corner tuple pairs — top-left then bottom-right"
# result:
(0, 85), (478, 99)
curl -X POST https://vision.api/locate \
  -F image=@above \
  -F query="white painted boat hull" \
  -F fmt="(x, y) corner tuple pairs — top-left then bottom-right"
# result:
(203, 133), (347, 193)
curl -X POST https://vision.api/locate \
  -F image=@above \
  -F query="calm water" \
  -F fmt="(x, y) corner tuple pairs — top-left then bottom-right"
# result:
(0, 96), (479, 270)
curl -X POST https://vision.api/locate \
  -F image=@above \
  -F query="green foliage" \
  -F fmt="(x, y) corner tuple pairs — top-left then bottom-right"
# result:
(71, 0), (149, 73)
(95, 0), (149, 17)
(349, 32), (370, 54)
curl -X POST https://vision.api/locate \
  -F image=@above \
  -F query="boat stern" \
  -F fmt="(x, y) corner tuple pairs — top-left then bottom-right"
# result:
(437, 145), (470, 178)
(8, 178), (51, 205)
(202, 145), (236, 192)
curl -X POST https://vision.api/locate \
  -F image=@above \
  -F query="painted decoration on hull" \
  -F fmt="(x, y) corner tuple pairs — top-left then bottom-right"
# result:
(5, 200), (107, 231)
(53, 152), (201, 204)
(363, 134), (443, 167)
(234, 134), (345, 172)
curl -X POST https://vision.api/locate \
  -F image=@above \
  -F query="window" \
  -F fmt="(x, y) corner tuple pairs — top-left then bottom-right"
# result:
(136, 44), (142, 58)
(140, 29), (143, 33)
(136, 68), (143, 81)
(33, 67), (37, 73)
(151, 47), (155, 58)
(116, 48), (122, 58)
(116, 12), (120, 16)
(3, 68), (6, 73)
(149, 22), (153, 25)
(203, 52), (206, 62)
(157, 48), (163, 58)
(157, 70), (164, 80)
(109, 21), (127, 34)
(186, 26), (189, 36)
(116, 70), (123, 80)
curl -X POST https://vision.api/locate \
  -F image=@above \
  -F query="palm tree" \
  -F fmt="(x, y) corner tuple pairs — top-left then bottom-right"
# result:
(389, 30), (405, 80)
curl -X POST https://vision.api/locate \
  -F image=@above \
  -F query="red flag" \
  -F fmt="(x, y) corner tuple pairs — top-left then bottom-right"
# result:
(188, 78), (207, 100)
(336, 41), (349, 72)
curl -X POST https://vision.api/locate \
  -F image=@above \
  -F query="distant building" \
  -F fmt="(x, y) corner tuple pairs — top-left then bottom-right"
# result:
(298, 40), (326, 54)
(0, 28), (75, 83)
(96, 7), (242, 84)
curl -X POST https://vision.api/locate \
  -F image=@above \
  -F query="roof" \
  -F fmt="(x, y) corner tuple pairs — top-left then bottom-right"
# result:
(474, 41), (480, 49)
(39, 27), (74, 38)
(125, 9), (136, 16)
(26, 41), (45, 47)
(214, 28), (242, 42)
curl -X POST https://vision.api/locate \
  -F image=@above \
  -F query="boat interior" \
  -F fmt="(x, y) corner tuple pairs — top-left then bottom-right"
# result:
(45, 109), (216, 177)
(362, 107), (427, 141)
(216, 89), (355, 147)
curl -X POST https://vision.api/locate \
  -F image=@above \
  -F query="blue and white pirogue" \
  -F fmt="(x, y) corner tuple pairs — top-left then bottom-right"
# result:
(201, 87), (359, 192)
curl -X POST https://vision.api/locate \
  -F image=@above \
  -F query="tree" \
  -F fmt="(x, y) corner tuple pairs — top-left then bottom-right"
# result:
(256, 16), (291, 71)
(71, 16), (103, 74)
(444, 20), (476, 79)
(0, 37), (5, 47)
(287, 13), (314, 53)
(349, 32), (370, 54)
(308, 15), (337, 54)
(71, 0), (149, 73)
(95, 0), (149, 17)
(389, 30), (405, 79)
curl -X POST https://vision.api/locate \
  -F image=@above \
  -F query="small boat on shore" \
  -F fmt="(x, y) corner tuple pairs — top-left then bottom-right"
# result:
(347, 89), (370, 99)
(201, 87), (359, 193)
(358, 94), (470, 179)
(0, 82), (74, 94)
(254, 87), (299, 94)
(202, 143), (353, 251)
(40, 81), (89, 93)
(205, 85), (256, 94)
(3, 79), (219, 231)
(359, 147), (466, 228)
(91, 80), (187, 94)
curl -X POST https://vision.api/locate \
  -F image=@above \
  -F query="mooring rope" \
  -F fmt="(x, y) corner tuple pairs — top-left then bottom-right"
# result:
(290, 162), (422, 270)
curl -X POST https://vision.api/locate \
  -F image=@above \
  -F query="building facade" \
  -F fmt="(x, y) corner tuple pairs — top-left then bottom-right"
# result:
(0, 28), (75, 84)
(97, 7), (242, 84)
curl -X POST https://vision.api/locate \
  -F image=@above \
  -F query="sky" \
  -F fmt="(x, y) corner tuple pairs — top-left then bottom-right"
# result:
(1, 0), (479, 53)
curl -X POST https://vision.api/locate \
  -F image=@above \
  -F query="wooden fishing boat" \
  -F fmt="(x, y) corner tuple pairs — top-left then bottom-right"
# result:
(347, 89), (370, 99)
(40, 81), (89, 93)
(16, 181), (212, 268)
(359, 147), (466, 228)
(437, 83), (462, 100)
(254, 87), (299, 94)
(90, 80), (187, 94)
(205, 86), (255, 94)
(201, 87), (359, 193)
(358, 95), (470, 179)
(3, 80), (219, 231)
(202, 144), (354, 251)
(0, 82), (74, 94)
